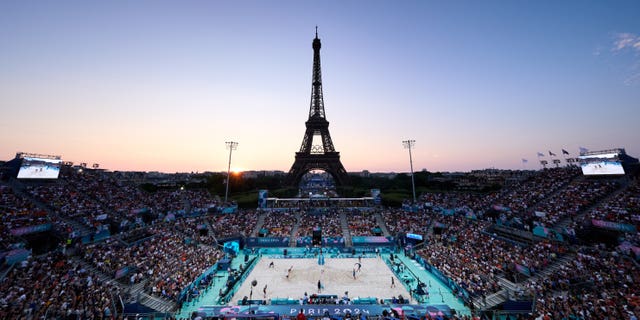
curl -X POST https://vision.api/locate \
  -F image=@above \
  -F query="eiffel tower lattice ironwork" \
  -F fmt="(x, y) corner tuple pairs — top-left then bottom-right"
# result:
(285, 29), (350, 187)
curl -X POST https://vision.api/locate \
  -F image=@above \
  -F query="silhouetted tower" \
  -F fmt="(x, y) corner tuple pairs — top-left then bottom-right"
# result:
(285, 28), (350, 187)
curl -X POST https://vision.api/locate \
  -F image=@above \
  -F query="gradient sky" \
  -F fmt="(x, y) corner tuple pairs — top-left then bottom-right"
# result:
(1, 1), (639, 173)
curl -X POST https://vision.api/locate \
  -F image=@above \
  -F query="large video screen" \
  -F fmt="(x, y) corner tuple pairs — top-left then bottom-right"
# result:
(579, 153), (625, 175)
(17, 157), (62, 179)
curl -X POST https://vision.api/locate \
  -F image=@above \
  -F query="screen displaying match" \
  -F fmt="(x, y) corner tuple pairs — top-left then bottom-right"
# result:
(579, 153), (625, 175)
(17, 157), (62, 179)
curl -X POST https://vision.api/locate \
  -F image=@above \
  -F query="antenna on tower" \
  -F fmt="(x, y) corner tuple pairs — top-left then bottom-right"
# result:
(315, 26), (318, 38)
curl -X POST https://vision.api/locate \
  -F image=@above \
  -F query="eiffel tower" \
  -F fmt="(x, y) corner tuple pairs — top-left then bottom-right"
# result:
(285, 28), (350, 187)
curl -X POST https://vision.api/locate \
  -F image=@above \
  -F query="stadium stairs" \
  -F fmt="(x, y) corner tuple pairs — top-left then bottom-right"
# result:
(72, 254), (177, 312)
(288, 212), (303, 247)
(252, 212), (267, 237)
(373, 211), (392, 237)
(127, 279), (149, 303)
(339, 211), (353, 247)
(496, 275), (522, 293)
(424, 219), (435, 241)
(524, 252), (576, 285)
(122, 277), (178, 312)
(137, 290), (177, 313)
(472, 289), (508, 311)
(205, 219), (220, 247)
(70, 256), (119, 287)
(0, 263), (16, 281)
(471, 252), (576, 311)
(113, 234), (130, 247)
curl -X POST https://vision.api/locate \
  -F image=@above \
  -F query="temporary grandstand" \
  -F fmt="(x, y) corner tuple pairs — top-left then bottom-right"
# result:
(1, 161), (639, 320)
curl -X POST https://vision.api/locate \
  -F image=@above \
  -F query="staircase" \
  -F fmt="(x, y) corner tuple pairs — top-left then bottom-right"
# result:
(472, 253), (576, 310)
(71, 253), (183, 315)
(138, 292), (177, 313)
(339, 211), (352, 247)
(205, 217), (221, 247)
(70, 257), (117, 286)
(252, 212), (267, 237)
(289, 212), (302, 247)
(424, 219), (434, 241)
(373, 211), (391, 237)
(472, 289), (508, 311)
(526, 253), (576, 284)
(125, 277), (177, 312)
(0, 263), (15, 281)
(497, 275), (521, 292)
(471, 275), (530, 310)
(208, 225), (220, 248)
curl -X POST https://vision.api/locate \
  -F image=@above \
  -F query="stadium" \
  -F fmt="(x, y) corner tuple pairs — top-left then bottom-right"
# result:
(1, 148), (639, 320)
(1, 22), (640, 320)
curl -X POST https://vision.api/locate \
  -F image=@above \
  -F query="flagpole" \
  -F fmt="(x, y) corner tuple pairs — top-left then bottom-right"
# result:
(536, 152), (544, 170)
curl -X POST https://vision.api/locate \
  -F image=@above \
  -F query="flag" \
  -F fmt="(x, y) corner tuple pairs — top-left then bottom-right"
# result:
(522, 158), (528, 163)
(562, 149), (569, 155)
(579, 146), (589, 154)
(549, 151), (556, 156)
(537, 152), (544, 157)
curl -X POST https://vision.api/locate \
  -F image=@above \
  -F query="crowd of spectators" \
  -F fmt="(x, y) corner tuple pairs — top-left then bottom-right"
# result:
(208, 210), (259, 239)
(523, 247), (639, 320)
(488, 167), (580, 216)
(261, 211), (298, 237)
(346, 210), (379, 236)
(380, 209), (431, 235)
(173, 216), (217, 245)
(420, 192), (490, 214)
(0, 252), (121, 319)
(380, 191), (496, 236)
(531, 179), (618, 226)
(297, 210), (343, 237)
(585, 179), (639, 226)
(417, 216), (498, 298)
(3, 164), (638, 319)
(82, 224), (223, 302)
(416, 213), (565, 298)
(1, 184), (50, 249)
(25, 177), (107, 231)
(23, 170), (219, 237)
(143, 228), (222, 302)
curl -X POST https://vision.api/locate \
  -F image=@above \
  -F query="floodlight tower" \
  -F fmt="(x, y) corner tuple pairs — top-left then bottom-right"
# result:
(402, 139), (417, 204)
(224, 141), (238, 203)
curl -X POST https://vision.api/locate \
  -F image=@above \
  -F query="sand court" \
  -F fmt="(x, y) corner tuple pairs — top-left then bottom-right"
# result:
(231, 257), (411, 303)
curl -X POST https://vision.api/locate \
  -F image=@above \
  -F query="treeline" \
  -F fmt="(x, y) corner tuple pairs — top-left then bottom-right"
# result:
(217, 171), (499, 208)
(139, 171), (501, 208)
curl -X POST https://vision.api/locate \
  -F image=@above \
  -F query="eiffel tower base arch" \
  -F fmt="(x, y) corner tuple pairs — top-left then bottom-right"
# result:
(285, 152), (350, 187)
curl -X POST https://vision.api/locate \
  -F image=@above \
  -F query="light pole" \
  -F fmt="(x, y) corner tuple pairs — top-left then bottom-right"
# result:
(402, 139), (417, 204)
(224, 141), (238, 204)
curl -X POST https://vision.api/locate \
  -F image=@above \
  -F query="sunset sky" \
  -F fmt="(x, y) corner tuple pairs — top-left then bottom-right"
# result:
(1, 1), (639, 173)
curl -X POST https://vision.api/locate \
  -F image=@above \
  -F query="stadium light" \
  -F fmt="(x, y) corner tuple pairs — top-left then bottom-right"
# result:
(402, 139), (417, 204)
(224, 141), (238, 203)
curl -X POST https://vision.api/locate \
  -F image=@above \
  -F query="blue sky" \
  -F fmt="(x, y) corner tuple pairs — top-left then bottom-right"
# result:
(1, 0), (639, 173)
